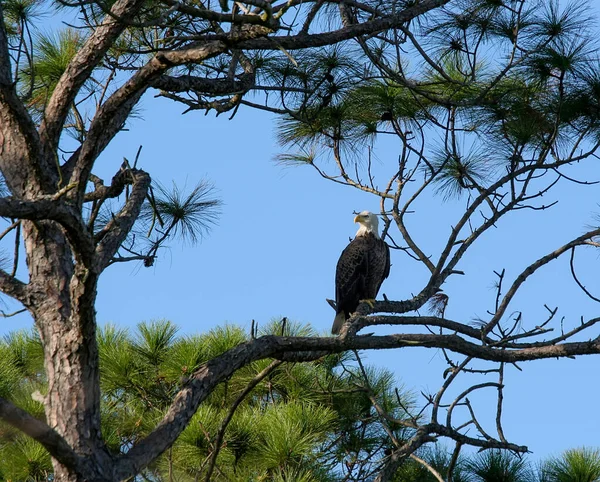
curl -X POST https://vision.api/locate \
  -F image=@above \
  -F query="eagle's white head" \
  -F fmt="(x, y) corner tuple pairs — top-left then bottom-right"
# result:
(354, 211), (380, 238)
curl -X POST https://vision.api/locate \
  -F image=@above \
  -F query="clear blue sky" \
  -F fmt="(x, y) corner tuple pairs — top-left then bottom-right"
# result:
(2, 0), (600, 464)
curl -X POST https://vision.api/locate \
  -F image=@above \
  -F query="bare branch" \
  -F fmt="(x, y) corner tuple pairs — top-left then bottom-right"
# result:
(484, 227), (600, 336)
(410, 454), (445, 482)
(570, 247), (600, 303)
(151, 72), (255, 96)
(375, 426), (436, 482)
(94, 168), (151, 271)
(350, 314), (494, 343)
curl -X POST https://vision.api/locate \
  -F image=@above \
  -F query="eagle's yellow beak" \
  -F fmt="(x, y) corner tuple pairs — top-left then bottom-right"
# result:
(354, 214), (365, 223)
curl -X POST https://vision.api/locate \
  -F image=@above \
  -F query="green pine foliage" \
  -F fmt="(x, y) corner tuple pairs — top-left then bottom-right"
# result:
(0, 320), (413, 481)
(275, 0), (600, 200)
(1, 320), (599, 482)
(0, 437), (53, 482)
(465, 449), (537, 482)
(0, 330), (49, 481)
(20, 29), (84, 114)
(540, 447), (600, 482)
(2, 0), (42, 36)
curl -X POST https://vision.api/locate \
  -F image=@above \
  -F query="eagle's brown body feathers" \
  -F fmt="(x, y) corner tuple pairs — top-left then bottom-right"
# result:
(332, 215), (390, 334)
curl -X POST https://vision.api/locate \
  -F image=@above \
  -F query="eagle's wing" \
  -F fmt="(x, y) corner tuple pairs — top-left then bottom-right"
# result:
(335, 236), (369, 317)
(382, 241), (391, 282)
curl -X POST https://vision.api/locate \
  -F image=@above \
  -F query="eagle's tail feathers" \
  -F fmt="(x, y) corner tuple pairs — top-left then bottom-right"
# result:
(332, 312), (346, 335)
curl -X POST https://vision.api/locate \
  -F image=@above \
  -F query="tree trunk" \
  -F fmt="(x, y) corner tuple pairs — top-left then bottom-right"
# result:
(23, 220), (109, 481)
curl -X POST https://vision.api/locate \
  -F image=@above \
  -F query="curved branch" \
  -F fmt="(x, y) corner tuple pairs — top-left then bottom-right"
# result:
(39, 0), (148, 154)
(351, 314), (494, 343)
(484, 227), (600, 336)
(0, 396), (84, 474)
(446, 382), (501, 429)
(0, 12), (46, 195)
(570, 247), (600, 303)
(236, 0), (451, 50)
(115, 329), (600, 479)
(94, 168), (151, 271)
(375, 426), (436, 482)
(69, 40), (229, 203)
(410, 454), (445, 482)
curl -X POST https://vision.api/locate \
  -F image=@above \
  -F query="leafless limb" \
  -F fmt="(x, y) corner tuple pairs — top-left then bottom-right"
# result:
(0, 308), (27, 318)
(569, 247), (600, 303)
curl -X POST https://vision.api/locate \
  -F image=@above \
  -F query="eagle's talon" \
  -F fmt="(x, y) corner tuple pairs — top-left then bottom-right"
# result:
(359, 299), (376, 310)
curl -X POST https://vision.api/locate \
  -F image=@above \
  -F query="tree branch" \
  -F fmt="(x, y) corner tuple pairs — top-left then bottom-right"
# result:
(68, 41), (228, 203)
(0, 196), (94, 264)
(160, 0), (275, 26)
(39, 0), (148, 154)
(375, 426), (436, 482)
(0, 5), (47, 196)
(0, 396), (84, 474)
(115, 329), (600, 479)
(0, 2), (13, 86)
(94, 168), (151, 271)
(350, 314), (495, 343)
(232, 0), (452, 50)
(151, 72), (255, 96)
(484, 227), (600, 336)
(0, 270), (29, 305)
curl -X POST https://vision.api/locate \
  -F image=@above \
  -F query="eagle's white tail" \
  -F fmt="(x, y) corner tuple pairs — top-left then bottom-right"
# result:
(332, 312), (346, 335)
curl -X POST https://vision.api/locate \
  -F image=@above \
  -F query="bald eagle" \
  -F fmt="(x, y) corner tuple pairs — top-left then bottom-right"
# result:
(332, 211), (390, 334)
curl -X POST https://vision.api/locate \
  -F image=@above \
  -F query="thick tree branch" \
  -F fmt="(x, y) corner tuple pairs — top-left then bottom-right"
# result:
(0, 6), (47, 196)
(161, 0), (276, 26)
(425, 422), (527, 453)
(70, 19), (273, 204)
(151, 72), (256, 96)
(0, 270), (29, 305)
(0, 196), (94, 264)
(231, 0), (451, 50)
(0, 396), (85, 474)
(0, 196), (75, 220)
(69, 41), (229, 203)
(39, 0), (148, 154)
(0, 3), (12, 86)
(94, 168), (151, 271)
(116, 329), (600, 478)
(84, 169), (133, 203)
